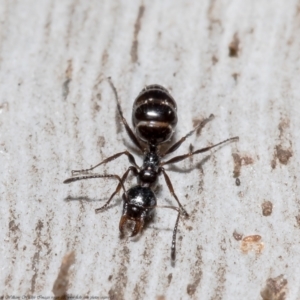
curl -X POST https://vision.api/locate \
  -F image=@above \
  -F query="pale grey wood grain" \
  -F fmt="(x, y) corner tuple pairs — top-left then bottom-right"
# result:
(0, 0), (299, 299)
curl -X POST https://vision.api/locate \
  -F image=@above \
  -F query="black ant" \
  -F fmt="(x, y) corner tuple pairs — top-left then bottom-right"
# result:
(63, 79), (238, 260)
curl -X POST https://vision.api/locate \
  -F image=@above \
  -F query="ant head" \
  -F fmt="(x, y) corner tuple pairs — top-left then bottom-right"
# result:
(119, 186), (156, 236)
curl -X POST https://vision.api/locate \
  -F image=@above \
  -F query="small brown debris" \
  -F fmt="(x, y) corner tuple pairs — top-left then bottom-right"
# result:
(275, 145), (292, 165)
(235, 178), (241, 186)
(241, 235), (264, 254)
(52, 252), (75, 298)
(62, 60), (73, 99)
(97, 136), (106, 148)
(233, 230), (243, 241)
(271, 118), (292, 169)
(0, 102), (9, 113)
(212, 55), (218, 65)
(295, 215), (300, 226)
(187, 279), (201, 296)
(229, 33), (240, 57)
(232, 153), (254, 178)
(262, 201), (273, 216)
(278, 118), (290, 138)
(232, 73), (239, 82)
(131, 5), (145, 63)
(260, 274), (288, 300)
(243, 235), (261, 242)
(65, 59), (73, 79)
(238, 191), (244, 198)
(242, 156), (254, 165)
(232, 153), (242, 178)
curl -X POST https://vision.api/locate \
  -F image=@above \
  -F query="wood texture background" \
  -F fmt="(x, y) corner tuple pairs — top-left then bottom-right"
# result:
(1, 0), (300, 299)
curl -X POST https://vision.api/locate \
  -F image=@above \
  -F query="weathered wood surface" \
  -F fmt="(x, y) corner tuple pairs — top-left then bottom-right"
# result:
(1, 0), (299, 299)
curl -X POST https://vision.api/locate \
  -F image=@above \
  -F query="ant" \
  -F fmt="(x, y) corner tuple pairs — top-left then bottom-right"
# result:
(63, 79), (239, 260)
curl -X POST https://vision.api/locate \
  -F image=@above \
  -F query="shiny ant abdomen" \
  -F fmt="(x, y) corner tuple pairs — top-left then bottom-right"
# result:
(63, 79), (238, 261)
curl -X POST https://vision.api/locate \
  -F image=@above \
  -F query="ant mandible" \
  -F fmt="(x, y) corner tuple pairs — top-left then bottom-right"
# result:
(63, 78), (239, 261)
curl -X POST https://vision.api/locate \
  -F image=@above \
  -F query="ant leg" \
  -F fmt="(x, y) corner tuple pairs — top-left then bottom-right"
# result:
(71, 150), (139, 175)
(160, 136), (239, 166)
(159, 167), (189, 217)
(170, 208), (180, 261)
(63, 174), (126, 199)
(95, 166), (138, 213)
(107, 77), (144, 152)
(155, 205), (181, 261)
(162, 114), (215, 157)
